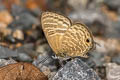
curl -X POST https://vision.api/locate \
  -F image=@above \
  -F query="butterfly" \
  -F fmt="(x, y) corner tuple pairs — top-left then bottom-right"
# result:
(41, 12), (95, 59)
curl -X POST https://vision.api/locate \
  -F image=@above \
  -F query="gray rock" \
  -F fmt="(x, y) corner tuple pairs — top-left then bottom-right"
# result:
(52, 58), (101, 80)
(33, 50), (59, 78)
(9, 4), (40, 30)
(11, 4), (27, 17)
(30, 7), (42, 16)
(15, 43), (37, 62)
(16, 43), (34, 54)
(9, 12), (40, 30)
(104, 0), (120, 9)
(69, 10), (106, 25)
(105, 20), (120, 38)
(0, 58), (16, 67)
(68, 0), (89, 10)
(90, 52), (105, 67)
(17, 53), (33, 62)
(33, 51), (59, 72)
(112, 53), (120, 64)
(0, 46), (18, 59)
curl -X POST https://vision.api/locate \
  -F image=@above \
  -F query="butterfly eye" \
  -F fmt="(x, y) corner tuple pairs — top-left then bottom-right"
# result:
(86, 38), (90, 43)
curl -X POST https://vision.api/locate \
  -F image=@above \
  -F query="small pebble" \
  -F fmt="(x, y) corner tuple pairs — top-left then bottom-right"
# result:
(106, 63), (120, 80)
(0, 10), (13, 25)
(12, 29), (24, 40)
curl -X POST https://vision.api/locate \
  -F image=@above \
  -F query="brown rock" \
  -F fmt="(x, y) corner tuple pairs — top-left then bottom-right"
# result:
(0, 10), (13, 25)
(0, 27), (12, 36)
(13, 29), (24, 40)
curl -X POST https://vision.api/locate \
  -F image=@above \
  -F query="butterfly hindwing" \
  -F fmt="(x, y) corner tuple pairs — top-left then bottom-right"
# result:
(61, 23), (93, 57)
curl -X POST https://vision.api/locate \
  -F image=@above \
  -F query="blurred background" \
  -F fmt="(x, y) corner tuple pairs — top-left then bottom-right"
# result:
(0, 0), (120, 80)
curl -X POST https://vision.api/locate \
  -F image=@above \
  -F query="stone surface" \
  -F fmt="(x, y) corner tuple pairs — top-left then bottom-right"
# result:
(91, 37), (120, 66)
(69, 10), (105, 25)
(52, 58), (101, 80)
(33, 50), (59, 78)
(9, 4), (40, 30)
(112, 53), (120, 64)
(0, 46), (18, 59)
(104, 0), (120, 9)
(12, 29), (24, 40)
(0, 10), (13, 25)
(0, 58), (16, 67)
(106, 63), (120, 80)
(68, 0), (88, 10)
(15, 43), (36, 62)
(105, 20), (120, 38)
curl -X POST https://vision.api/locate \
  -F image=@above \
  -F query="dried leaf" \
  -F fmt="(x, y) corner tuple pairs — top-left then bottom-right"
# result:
(0, 62), (48, 80)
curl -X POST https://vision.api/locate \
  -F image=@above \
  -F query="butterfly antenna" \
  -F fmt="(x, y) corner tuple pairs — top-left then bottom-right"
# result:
(92, 41), (101, 51)
(94, 41), (101, 47)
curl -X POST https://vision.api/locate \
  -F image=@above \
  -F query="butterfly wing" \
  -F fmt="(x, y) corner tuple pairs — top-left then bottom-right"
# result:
(41, 12), (72, 54)
(60, 23), (94, 58)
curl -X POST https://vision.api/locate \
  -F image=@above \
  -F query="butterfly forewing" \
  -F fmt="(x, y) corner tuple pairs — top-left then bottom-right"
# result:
(41, 12), (72, 54)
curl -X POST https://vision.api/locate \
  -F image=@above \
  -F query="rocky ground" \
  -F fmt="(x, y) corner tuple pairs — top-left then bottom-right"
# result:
(0, 0), (120, 80)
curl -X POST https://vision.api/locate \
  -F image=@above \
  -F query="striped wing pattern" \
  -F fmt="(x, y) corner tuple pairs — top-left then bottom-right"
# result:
(61, 23), (93, 57)
(41, 12), (71, 55)
(41, 12), (94, 58)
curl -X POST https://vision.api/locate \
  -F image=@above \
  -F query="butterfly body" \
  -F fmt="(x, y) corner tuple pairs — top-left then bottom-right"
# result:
(41, 12), (94, 58)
